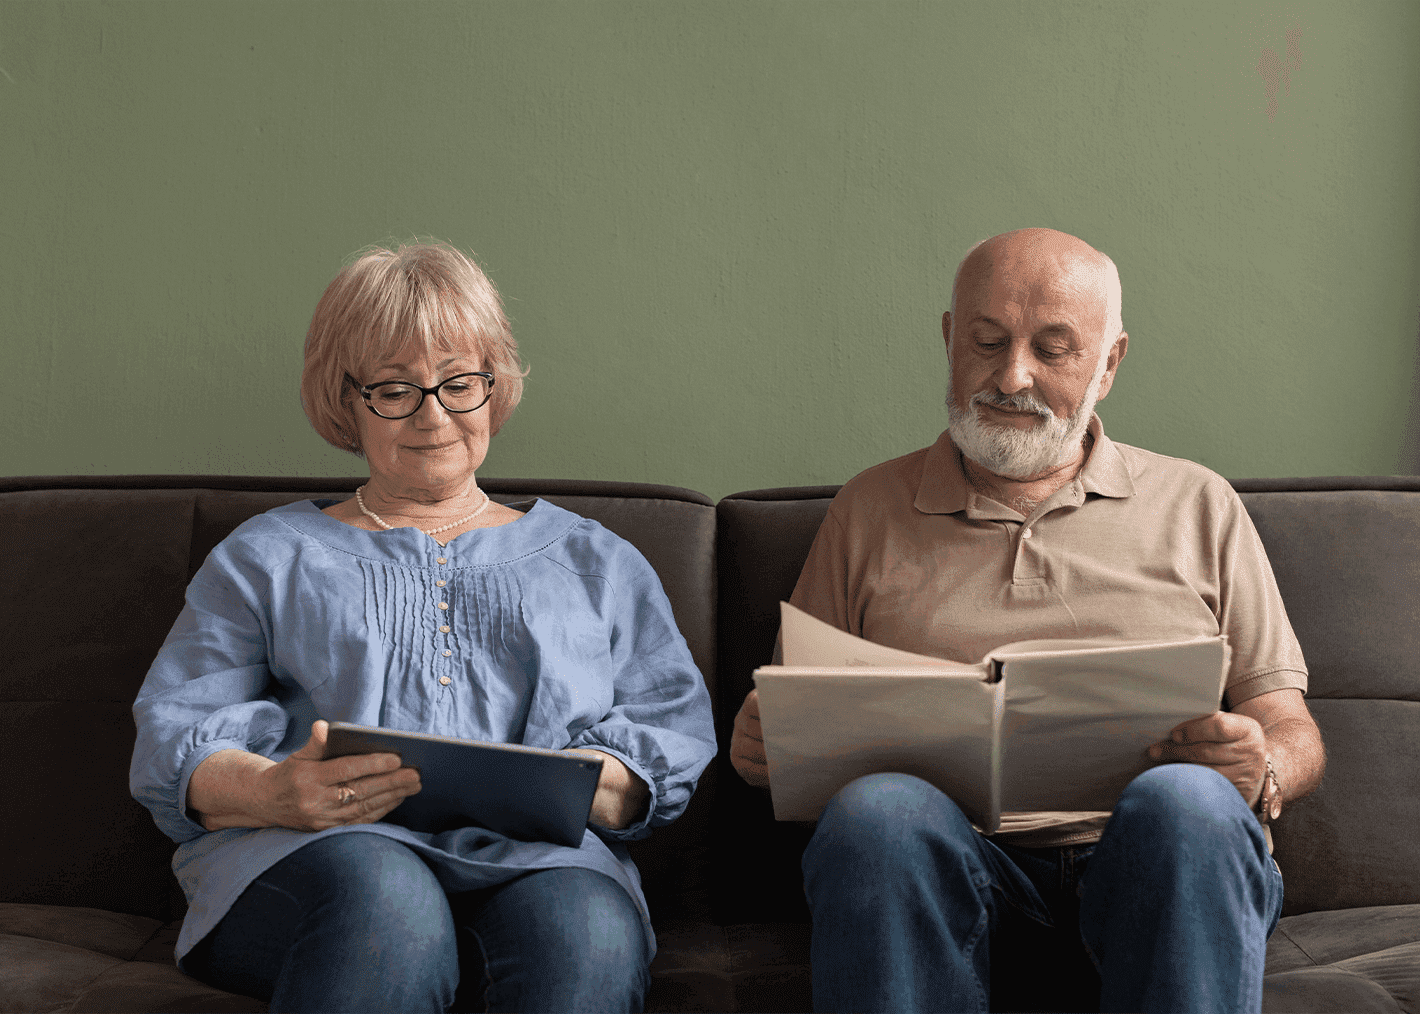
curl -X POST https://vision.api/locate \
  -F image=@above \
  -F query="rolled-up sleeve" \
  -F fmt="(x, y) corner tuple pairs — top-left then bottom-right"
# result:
(567, 542), (716, 841)
(130, 544), (290, 843)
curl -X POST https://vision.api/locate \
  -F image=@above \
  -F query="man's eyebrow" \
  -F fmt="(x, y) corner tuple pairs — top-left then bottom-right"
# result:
(970, 316), (1077, 338)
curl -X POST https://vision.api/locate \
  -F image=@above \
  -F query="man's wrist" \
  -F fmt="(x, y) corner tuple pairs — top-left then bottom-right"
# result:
(1256, 755), (1283, 824)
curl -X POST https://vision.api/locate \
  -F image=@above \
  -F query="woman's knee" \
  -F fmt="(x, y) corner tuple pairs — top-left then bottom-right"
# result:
(269, 832), (457, 946)
(470, 868), (648, 1009)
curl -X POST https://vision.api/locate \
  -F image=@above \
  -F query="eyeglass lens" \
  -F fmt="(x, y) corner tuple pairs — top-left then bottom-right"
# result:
(368, 375), (491, 418)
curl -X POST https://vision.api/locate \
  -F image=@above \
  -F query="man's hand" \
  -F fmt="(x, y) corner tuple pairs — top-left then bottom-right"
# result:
(1148, 711), (1267, 807)
(190, 720), (422, 832)
(731, 689), (770, 787)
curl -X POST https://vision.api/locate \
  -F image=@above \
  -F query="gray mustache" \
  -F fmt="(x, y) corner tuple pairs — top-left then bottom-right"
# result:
(970, 390), (1053, 419)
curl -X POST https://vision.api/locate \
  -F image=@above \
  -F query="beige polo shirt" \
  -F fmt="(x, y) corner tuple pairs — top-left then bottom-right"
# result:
(788, 416), (1308, 846)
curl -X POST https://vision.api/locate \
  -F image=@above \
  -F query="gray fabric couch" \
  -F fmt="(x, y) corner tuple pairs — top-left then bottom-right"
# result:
(1, 474), (1416, 1013)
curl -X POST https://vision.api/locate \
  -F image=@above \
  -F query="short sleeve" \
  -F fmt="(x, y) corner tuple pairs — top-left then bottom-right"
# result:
(787, 504), (855, 636)
(1214, 485), (1309, 707)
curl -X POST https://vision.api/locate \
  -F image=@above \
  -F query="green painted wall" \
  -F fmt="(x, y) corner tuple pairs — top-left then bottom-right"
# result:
(3, 1), (1418, 500)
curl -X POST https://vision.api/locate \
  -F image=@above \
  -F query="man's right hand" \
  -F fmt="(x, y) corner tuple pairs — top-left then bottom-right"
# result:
(189, 720), (422, 832)
(730, 690), (770, 787)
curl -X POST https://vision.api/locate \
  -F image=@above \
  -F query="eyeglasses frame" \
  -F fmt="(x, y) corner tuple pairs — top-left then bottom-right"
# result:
(345, 371), (496, 419)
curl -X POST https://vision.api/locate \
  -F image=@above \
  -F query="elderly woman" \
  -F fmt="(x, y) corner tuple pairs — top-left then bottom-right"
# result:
(129, 243), (716, 1013)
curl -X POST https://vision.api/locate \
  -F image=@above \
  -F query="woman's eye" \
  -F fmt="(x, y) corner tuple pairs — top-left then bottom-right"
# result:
(442, 383), (471, 395)
(377, 387), (414, 401)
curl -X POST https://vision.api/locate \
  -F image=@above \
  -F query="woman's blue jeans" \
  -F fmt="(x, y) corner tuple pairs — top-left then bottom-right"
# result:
(182, 832), (649, 1013)
(802, 766), (1283, 1013)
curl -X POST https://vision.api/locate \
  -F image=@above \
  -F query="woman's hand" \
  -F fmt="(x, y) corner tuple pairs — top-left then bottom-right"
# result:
(565, 749), (651, 830)
(188, 720), (422, 832)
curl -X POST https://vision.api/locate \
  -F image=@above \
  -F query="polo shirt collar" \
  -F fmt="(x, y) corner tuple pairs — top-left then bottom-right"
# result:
(1078, 415), (1135, 500)
(914, 414), (1134, 517)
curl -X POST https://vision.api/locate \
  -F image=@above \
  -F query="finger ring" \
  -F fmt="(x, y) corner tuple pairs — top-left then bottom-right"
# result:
(337, 785), (355, 806)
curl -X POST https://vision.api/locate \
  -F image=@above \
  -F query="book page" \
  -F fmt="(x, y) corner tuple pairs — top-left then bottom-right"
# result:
(755, 668), (1002, 830)
(997, 638), (1228, 812)
(779, 601), (981, 673)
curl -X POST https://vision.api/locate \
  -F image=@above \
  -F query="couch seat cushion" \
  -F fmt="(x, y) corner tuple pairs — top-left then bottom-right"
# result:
(0, 903), (265, 1013)
(1263, 904), (1419, 1013)
(647, 921), (812, 1013)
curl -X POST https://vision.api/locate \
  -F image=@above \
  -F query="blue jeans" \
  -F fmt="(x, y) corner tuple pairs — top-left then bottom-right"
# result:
(802, 766), (1283, 1013)
(183, 832), (649, 1013)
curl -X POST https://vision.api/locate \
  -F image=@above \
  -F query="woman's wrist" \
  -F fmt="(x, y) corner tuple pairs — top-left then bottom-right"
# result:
(187, 749), (278, 830)
(569, 749), (651, 830)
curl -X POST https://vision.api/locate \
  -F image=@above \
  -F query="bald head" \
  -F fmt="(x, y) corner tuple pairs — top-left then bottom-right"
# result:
(950, 228), (1123, 345)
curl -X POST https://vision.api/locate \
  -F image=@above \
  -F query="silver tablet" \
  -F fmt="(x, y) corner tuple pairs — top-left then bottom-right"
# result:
(324, 722), (603, 847)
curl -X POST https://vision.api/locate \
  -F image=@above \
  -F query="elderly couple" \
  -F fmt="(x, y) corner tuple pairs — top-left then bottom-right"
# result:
(130, 228), (1322, 1013)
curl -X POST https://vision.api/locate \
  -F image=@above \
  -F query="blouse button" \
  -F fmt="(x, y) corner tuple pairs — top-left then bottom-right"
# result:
(440, 625), (450, 633)
(435, 579), (447, 587)
(436, 557), (447, 565)
(438, 601), (449, 610)
(442, 649), (452, 657)
(439, 676), (452, 686)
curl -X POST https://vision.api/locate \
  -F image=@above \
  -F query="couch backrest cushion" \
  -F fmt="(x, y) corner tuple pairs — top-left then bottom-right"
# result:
(1236, 483), (1420, 914)
(0, 476), (717, 923)
(714, 487), (838, 923)
(716, 479), (1420, 922)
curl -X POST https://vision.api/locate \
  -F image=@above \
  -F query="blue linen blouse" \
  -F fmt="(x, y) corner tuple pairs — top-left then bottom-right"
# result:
(130, 498), (717, 965)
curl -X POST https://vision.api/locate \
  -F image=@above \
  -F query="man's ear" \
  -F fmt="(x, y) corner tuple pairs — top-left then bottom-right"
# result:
(1096, 332), (1129, 401)
(942, 311), (953, 352)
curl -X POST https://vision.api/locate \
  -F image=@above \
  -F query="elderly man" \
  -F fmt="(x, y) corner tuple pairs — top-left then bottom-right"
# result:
(729, 228), (1324, 1014)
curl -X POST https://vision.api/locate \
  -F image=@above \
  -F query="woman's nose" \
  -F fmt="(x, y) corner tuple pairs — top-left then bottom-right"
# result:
(412, 392), (450, 426)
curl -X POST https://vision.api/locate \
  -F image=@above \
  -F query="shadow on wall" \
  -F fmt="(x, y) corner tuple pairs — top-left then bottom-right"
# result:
(1404, 310), (1420, 475)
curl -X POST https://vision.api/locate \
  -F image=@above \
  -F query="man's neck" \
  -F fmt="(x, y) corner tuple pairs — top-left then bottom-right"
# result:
(958, 433), (1093, 517)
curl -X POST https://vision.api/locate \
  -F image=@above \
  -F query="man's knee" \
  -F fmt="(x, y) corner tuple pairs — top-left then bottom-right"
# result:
(804, 773), (981, 896)
(1113, 764), (1253, 837)
(816, 773), (974, 841)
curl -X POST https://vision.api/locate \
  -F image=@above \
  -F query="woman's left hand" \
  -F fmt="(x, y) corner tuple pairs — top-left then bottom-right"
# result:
(565, 749), (650, 830)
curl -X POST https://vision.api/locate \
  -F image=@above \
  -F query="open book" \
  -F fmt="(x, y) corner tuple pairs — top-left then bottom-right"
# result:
(752, 603), (1228, 832)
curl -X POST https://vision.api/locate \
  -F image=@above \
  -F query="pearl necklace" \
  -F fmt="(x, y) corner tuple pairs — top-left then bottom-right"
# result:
(355, 485), (491, 537)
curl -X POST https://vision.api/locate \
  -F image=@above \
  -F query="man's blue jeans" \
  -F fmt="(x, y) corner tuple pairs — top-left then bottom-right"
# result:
(182, 832), (649, 1013)
(802, 765), (1283, 1013)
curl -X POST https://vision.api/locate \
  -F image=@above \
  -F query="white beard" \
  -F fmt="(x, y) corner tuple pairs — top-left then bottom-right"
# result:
(947, 360), (1108, 481)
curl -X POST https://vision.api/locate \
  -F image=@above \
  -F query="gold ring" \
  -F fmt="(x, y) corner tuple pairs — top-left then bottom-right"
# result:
(337, 785), (355, 806)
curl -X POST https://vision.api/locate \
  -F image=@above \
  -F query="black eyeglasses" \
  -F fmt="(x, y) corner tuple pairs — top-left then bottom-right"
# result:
(346, 372), (495, 419)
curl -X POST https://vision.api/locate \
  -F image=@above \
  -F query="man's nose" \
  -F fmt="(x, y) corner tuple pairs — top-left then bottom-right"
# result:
(994, 344), (1034, 395)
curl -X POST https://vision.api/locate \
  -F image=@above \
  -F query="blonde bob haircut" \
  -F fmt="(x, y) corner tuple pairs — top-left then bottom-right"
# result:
(301, 243), (527, 454)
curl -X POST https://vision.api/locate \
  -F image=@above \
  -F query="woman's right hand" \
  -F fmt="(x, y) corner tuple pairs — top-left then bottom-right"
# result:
(188, 720), (422, 832)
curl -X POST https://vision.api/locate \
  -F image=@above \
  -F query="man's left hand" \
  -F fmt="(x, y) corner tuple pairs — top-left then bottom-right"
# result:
(1148, 711), (1267, 808)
